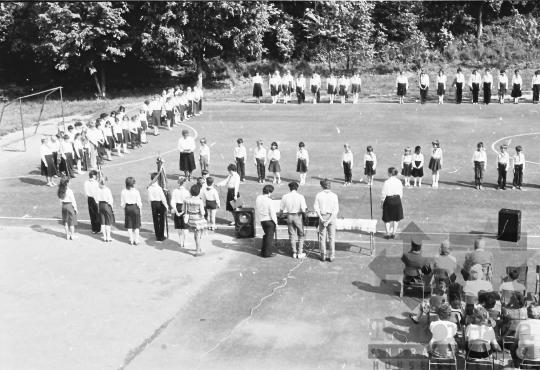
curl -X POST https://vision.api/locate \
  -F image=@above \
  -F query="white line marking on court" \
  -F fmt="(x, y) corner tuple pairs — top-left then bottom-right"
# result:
(492, 132), (540, 165)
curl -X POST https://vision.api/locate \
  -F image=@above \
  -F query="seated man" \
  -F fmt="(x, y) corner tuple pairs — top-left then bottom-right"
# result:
(510, 303), (540, 369)
(461, 238), (493, 281)
(401, 236), (432, 285)
(500, 268), (527, 293)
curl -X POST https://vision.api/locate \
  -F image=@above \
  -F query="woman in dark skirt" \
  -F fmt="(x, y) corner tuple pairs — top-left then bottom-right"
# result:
(428, 140), (443, 188)
(511, 69), (522, 104)
(40, 137), (57, 186)
(171, 176), (190, 247)
(121, 177), (142, 245)
(96, 177), (114, 242)
(252, 72), (263, 104)
(436, 70), (446, 104)
(411, 145), (424, 187)
(396, 71), (408, 104)
(216, 164), (241, 226)
(380, 167), (404, 239)
(296, 142), (309, 185)
(58, 177), (79, 240)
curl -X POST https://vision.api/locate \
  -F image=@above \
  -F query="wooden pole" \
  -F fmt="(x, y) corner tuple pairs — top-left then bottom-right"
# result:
(59, 87), (66, 132)
(19, 98), (26, 152)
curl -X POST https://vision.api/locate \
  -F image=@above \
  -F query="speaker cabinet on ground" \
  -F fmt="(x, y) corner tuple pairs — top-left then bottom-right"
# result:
(498, 209), (521, 242)
(234, 207), (255, 239)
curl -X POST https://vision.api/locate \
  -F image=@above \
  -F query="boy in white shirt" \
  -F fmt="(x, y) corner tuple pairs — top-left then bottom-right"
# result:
(496, 144), (509, 190)
(234, 138), (247, 182)
(199, 138), (210, 174)
(512, 145), (525, 190)
(254, 140), (267, 183)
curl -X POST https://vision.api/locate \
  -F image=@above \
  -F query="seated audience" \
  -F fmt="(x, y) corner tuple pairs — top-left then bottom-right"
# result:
(462, 238), (493, 281)
(429, 303), (458, 354)
(501, 292), (528, 335)
(500, 268), (527, 293)
(465, 306), (502, 358)
(463, 264), (493, 296)
(510, 303), (540, 368)
(433, 240), (457, 282)
(401, 237), (432, 284)
(410, 280), (447, 324)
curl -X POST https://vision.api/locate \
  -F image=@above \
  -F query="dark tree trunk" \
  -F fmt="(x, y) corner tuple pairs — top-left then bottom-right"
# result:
(92, 72), (102, 98)
(477, 2), (484, 39)
(100, 63), (106, 98)
(196, 48), (203, 89)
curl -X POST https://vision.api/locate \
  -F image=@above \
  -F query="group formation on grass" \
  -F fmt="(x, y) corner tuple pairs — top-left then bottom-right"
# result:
(253, 69), (540, 105)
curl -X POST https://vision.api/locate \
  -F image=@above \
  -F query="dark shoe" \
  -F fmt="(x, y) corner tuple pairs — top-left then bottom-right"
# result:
(321, 255), (327, 262)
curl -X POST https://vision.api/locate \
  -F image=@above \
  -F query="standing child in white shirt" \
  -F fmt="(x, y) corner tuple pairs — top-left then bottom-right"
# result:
(254, 140), (267, 183)
(363, 146), (377, 187)
(234, 138), (247, 182)
(342, 143), (353, 186)
(428, 140), (443, 188)
(268, 142), (281, 184)
(73, 133), (85, 174)
(401, 147), (413, 187)
(411, 146), (424, 187)
(199, 138), (210, 174)
(496, 144), (509, 190)
(498, 70), (508, 104)
(472, 142), (487, 190)
(139, 108), (148, 144)
(201, 177), (220, 230)
(512, 146), (525, 190)
(296, 142), (309, 185)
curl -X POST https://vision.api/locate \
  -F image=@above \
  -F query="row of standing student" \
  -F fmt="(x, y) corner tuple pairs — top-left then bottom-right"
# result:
(252, 70), (362, 105)
(397, 68), (540, 105)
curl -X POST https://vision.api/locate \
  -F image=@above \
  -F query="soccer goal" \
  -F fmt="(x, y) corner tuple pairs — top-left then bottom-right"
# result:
(0, 87), (65, 152)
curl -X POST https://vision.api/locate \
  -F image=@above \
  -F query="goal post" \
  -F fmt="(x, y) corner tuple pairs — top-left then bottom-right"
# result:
(0, 86), (65, 152)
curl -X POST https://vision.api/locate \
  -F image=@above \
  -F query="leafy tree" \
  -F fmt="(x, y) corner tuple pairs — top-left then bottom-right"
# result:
(35, 2), (130, 97)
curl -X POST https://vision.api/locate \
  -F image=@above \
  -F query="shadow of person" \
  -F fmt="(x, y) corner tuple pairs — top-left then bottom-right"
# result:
(19, 177), (49, 186)
(30, 224), (68, 240)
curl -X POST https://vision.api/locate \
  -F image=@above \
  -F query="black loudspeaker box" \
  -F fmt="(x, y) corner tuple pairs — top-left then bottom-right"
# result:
(498, 208), (521, 242)
(234, 207), (256, 239)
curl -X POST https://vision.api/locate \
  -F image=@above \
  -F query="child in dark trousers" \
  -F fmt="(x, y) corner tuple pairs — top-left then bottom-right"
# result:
(342, 143), (353, 186)
(496, 144), (509, 190)
(234, 138), (247, 182)
(512, 145), (525, 190)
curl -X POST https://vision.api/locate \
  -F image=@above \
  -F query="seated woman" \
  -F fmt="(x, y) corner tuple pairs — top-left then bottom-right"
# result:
(465, 306), (502, 358)
(429, 303), (458, 356)
(463, 264), (493, 296)
(500, 292), (528, 336)
(510, 303), (540, 369)
(433, 240), (457, 283)
(410, 280), (447, 324)
(479, 291), (501, 335)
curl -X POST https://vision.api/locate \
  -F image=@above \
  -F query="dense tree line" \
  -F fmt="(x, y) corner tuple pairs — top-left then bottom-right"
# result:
(1, 1), (539, 97)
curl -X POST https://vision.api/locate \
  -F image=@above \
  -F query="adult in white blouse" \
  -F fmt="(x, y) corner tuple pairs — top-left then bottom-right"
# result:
(453, 68), (465, 104)
(310, 72), (321, 104)
(472, 142), (487, 190)
(418, 70), (429, 105)
(511, 69), (523, 104)
(436, 70), (446, 104)
(57, 177), (79, 240)
(86, 122), (103, 170)
(396, 71), (408, 104)
(327, 74), (337, 104)
(252, 72), (263, 104)
(217, 163), (241, 226)
(469, 69), (481, 105)
(296, 73), (306, 104)
(268, 142), (281, 184)
(380, 167), (404, 239)
(256, 185), (278, 258)
(482, 68), (493, 105)
(96, 177), (114, 242)
(314, 179), (339, 262)
(351, 72), (361, 104)
(532, 70), (540, 104)
(178, 129), (196, 181)
(269, 72), (280, 104)
(171, 176), (191, 246)
(296, 142), (309, 185)
(338, 74), (349, 104)
(498, 70), (508, 104)
(40, 137), (58, 186)
(121, 177), (142, 245)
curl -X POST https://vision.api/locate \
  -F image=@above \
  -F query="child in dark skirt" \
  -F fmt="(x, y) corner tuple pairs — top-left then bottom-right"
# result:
(268, 142), (281, 184)
(401, 147), (413, 187)
(363, 146), (377, 187)
(428, 140), (443, 188)
(342, 143), (353, 186)
(512, 145), (525, 190)
(296, 142), (309, 185)
(411, 146), (424, 187)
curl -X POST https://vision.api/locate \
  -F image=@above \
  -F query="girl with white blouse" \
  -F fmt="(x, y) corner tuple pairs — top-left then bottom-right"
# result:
(268, 142), (281, 184)
(436, 70), (446, 104)
(327, 74), (337, 104)
(41, 137), (57, 186)
(411, 146), (424, 187)
(296, 142), (309, 185)
(252, 72), (263, 104)
(201, 177), (221, 231)
(498, 70), (508, 104)
(363, 146), (377, 187)
(57, 177), (79, 240)
(121, 177), (142, 245)
(351, 73), (361, 104)
(396, 71), (408, 104)
(96, 177), (114, 242)
(511, 69), (522, 104)
(401, 147), (413, 187)
(428, 140), (443, 188)
(269, 73), (280, 104)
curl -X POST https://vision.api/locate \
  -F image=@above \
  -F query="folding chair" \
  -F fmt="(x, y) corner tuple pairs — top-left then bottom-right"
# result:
(464, 340), (495, 370)
(481, 263), (493, 282)
(400, 267), (433, 302)
(501, 265), (529, 289)
(502, 319), (527, 362)
(448, 311), (465, 352)
(465, 294), (479, 325)
(428, 340), (458, 370)
(519, 347), (540, 369)
(432, 268), (451, 288)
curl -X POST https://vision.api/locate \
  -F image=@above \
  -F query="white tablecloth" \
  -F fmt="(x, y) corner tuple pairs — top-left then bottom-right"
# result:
(335, 218), (377, 233)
